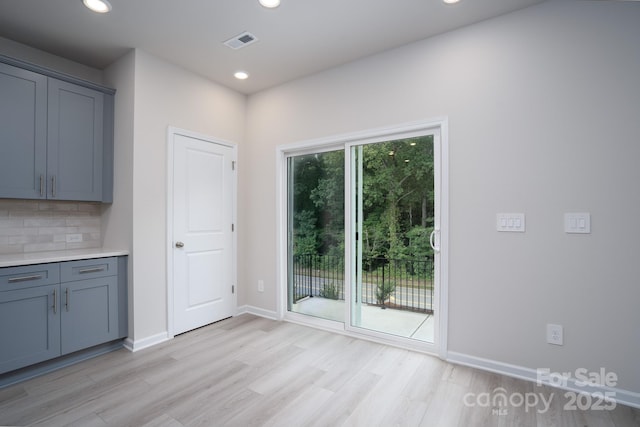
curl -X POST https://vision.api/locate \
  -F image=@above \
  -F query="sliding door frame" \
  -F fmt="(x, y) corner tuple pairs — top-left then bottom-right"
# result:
(276, 141), (346, 333)
(276, 118), (449, 358)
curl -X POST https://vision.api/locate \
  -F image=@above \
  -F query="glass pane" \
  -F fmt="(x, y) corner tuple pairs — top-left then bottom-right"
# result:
(351, 135), (435, 342)
(287, 150), (345, 323)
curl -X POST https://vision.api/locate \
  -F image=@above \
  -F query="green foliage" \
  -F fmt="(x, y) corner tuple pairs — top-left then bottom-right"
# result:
(319, 282), (340, 300)
(406, 226), (434, 258)
(376, 281), (396, 307)
(406, 226), (434, 278)
(360, 136), (435, 261)
(290, 135), (435, 263)
(293, 210), (319, 256)
(290, 151), (345, 257)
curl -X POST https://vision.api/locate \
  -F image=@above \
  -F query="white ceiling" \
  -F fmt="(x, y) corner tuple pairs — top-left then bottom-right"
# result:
(0, 0), (545, 94)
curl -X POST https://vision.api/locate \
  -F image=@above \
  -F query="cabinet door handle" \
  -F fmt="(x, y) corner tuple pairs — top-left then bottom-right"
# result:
(40, 175), (44, 197)
(51, 176), (56, 198)
(53, 288), (58, 314)
(8, 274), (43, 283)
(65, 288), (70, 311)
(78, 267), (105, 274)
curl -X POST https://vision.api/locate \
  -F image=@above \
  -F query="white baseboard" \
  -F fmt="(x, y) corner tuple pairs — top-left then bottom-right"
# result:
(447, 351), (640, 409)
(123, 332), (172, 353)
(236, 304), (278, 320)
(123, 307), (279, 353)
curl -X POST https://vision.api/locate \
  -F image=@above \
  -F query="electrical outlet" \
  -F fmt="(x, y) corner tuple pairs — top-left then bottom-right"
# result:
(66, 234), (83, 243)
(547, 324), (563, 346)
(258, 280), (264, 292)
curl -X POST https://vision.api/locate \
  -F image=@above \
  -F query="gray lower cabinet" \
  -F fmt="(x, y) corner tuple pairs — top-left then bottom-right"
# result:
(60, 278), (117, 354)
(0, 57), (114, 202)
(0, 257), (126, 375)
(0, 284), (61, 374)
(60, 258), (119, 355)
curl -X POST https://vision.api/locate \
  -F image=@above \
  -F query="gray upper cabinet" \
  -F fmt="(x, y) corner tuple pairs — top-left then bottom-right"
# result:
(48, 79), (104, 201)
(0, 62), (48, 199)
(0, 57), (114, 203)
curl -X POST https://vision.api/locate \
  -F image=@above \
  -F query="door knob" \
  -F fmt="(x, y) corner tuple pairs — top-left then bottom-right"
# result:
(175, 241), (185, 248)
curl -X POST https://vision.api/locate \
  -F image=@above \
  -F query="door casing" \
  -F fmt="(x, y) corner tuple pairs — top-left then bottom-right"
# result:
(276, 118), (449, 358)
(166, 126), (238, 338)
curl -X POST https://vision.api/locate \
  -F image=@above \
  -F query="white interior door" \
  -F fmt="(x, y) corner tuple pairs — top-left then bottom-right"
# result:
(171, 131), (235, 335)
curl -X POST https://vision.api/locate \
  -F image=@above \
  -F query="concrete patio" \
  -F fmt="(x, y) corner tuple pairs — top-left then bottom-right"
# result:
(291, 296), (434, 342)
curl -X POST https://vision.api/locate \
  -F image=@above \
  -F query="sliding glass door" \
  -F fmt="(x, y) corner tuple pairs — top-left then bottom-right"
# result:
(287, 150), (345, 323)
(348, 135), (438, 342)
(282, 121), (445, 350)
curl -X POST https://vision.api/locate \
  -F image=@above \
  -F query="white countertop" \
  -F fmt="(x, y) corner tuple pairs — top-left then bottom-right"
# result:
(0, 248), (129, 268)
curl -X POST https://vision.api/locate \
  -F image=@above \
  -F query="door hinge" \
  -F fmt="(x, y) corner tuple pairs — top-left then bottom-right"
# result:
(232, 285), (235, 294)
(232, 161), (236, 171)
(231, 223), (235, 232)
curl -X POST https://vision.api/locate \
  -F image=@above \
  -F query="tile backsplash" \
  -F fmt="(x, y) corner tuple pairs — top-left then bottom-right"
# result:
(0, 200), (102, 254)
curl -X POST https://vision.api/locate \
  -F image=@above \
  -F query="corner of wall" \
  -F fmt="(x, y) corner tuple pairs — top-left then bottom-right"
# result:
(0, 36), (104, 84)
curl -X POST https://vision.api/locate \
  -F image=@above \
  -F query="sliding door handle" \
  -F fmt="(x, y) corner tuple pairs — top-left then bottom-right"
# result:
(430, 229), (440, 253)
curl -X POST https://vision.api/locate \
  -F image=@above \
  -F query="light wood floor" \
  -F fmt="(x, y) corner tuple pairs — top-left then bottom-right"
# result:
(0, 315), (638, 427)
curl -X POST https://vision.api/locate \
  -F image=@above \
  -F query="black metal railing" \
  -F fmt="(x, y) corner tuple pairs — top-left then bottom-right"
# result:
(293, 253), (345, 301)
(292, 254), (433, 314)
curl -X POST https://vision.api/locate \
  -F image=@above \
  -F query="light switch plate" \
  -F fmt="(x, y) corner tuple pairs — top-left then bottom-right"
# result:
(565, 212), (590, 234)
(496, 213), (525, 232)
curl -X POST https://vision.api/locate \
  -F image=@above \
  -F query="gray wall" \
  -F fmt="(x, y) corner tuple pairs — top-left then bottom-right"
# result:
(244, 1), (640, 393)
(0, 36), (104, 84)
(111, 50), (246, 342)
(103, 50), (136, 338)
(1, 0), (637, 396)
(0, 38), (248, 344)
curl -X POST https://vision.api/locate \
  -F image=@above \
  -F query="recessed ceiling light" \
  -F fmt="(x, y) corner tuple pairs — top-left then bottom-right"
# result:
(82, 0), (112, 13)
(259, 0), (281, 8)
(443, 0), (460, 4)
(234, 71), (249, 80)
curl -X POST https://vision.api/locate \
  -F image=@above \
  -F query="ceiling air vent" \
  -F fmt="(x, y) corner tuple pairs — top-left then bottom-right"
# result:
(224, 32), (258, 50)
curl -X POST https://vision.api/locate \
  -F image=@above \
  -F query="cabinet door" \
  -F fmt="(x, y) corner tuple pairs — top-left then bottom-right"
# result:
(0, 62), (47, 199)
(61, 277), (118, 355)
(0, 284), (61, 374)
(47, 78), (104, 201)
